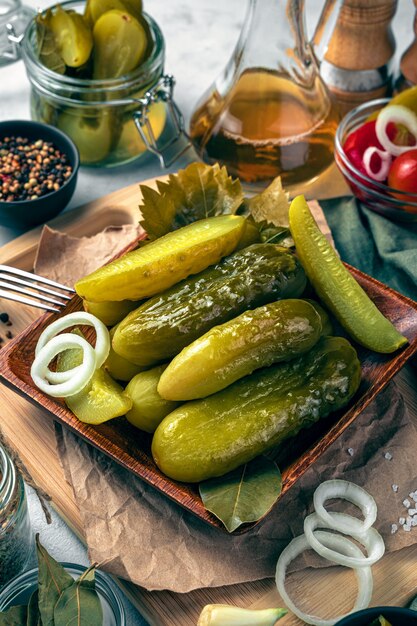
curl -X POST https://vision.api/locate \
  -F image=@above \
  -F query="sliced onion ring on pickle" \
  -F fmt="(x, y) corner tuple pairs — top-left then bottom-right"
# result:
(31, 333), (97, 398)
(35, 311), (110, 384)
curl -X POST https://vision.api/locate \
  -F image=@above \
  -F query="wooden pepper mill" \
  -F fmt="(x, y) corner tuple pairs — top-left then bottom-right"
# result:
(320, 0), (397, 114)
(397, 0), (417, 89)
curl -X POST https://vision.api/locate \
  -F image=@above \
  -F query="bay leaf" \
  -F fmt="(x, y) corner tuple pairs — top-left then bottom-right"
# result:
(199, 457), (282, 533)
(53, 567), (103, 626)
(26, 590), (41, 626)
(36, 535), (73, 626)
(0, 604), (27, 625)
(139, 163), (244, 240)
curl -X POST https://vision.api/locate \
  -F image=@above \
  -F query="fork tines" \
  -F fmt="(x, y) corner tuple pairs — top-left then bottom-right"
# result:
(0, 264), (75, 312)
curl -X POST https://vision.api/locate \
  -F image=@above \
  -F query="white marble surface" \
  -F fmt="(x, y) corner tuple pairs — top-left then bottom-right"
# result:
(0, 1), (416, 625)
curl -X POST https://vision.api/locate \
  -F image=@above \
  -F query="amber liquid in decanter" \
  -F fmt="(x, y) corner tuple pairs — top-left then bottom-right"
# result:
(190, 69), (339, 187)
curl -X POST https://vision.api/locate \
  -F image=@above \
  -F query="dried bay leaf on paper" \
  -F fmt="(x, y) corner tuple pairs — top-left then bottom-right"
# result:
(199, 457), (282, 533)
(36, 535), (74, 626)
(54, 568), (103, 626)
(139, 162), (244, 240)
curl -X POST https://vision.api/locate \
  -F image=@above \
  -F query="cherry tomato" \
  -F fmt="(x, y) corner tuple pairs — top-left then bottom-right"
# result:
(388, 149), (417, 205)
(343, 120), (383, 175)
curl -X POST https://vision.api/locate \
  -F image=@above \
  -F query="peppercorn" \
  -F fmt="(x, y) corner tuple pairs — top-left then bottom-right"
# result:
(5, 330), (13, 339)
(0, 136), (73, 203)
(0, 312), (9, 323)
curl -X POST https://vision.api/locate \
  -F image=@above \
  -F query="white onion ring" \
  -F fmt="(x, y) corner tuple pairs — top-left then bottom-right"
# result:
(313, 479), (377, 535)
(275, 530), (373, 626)
(31, 334), (97, 398)
(375, 104), (417, 156)
(362, 147), (391, 181)
(35, 312), (110, 384)
(304, 512), (385, 568)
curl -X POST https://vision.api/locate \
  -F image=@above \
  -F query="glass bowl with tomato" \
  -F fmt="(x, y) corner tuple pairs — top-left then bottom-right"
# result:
(335, 96), (417, 221)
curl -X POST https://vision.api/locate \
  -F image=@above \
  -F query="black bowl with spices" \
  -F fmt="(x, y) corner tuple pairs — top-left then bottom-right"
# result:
(0, 120), (79, 229)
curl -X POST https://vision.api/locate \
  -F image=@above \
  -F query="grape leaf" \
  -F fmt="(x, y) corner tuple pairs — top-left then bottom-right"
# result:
(139, 162), (244, 240)
(36, 534), (74, 626)
(247, 176), (290, 227)
(54, 567), (103, 626)
(36, 11), (66, 75)
(199, 457), (282, 533)
(0, 605), (27, 625)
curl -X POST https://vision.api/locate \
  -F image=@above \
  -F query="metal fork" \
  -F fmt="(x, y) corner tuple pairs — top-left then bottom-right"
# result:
(0, 265), (75, 312)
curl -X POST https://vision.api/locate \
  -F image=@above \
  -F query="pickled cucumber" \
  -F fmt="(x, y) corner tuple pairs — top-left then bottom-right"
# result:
(112, 244), (306, 366)
(57, 331), (132, 424)
(304, 299), (333, 336)
(158, 299), (322, 401)
(104, 326), (145, 381)
(152, 337), (361, 483)
(83, 298), (139, 326)
(289, 195), (408, 353)
(58, 110), (113, 164)
(85, 0), (143, 25)
(50, 6), (93, 68)
(75, 215), (246, 302)
(93, 10), (147, 79)
(125, 365), (180, 433)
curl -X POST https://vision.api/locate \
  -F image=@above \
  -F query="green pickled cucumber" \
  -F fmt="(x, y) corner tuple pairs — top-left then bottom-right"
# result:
(112, 244), (306, 366)
(152, 336), (361, 482)
(158, 299), (322, 401)
(289, 195), (408, 353)
(93, 10), (147, 79)
(105, 326), (145, 381)
(57, 331), (132, 424)
(85, 0), (143, 25)
(57, 110), (113, 164)
(125, 365), (180, 433)
(75, 215), (246, 302)
(83, 298), (139, 326)
(50, 6), (93, 68)
(304, 299), (333, 336)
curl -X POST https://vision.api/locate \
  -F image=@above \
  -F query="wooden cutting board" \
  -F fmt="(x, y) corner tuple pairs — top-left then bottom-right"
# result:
(0, 175), (417, 626)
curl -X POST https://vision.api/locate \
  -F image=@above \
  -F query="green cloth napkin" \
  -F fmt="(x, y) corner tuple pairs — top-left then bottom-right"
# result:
(321, 196), (417, 302)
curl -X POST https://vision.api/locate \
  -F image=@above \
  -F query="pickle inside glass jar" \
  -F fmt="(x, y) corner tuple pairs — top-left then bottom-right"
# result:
(92, 9), (148, 79)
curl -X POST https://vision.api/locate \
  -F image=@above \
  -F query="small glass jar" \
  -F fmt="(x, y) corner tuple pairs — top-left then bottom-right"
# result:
(0, 445), (32, 588)
(20, 0), (169, 168)
(0, 563), (126, 625)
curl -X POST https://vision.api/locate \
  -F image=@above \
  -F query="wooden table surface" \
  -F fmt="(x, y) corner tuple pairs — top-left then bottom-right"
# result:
(0, 168), (416, 625)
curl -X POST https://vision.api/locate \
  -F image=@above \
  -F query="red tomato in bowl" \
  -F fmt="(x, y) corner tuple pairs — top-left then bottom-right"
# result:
(388, 149), (417, 207)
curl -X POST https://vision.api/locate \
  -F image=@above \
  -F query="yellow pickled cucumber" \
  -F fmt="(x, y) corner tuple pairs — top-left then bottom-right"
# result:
(85, 0), (143, 24)
(57, 110), (113, 164)
(93, 10), (147, 79)
(57, 331), (132, 424)
(75, 215), (246, 302)
(50, 6), (93, 68)
(125, 365), (180, 433)
(289, 195), (408, 353)
(115, 102), (166, 161)
(83, 298), (139, 326)
(158, 299), (322, 401)
(105, 326), (145, 381)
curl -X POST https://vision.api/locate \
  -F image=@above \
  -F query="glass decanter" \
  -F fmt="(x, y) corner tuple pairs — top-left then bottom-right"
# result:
(189, 0), (342, 188)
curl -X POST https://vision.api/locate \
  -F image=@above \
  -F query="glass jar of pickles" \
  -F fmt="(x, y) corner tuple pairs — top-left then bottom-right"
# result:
(0, 444), (33, 587)
(20, 0), (171, 167)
